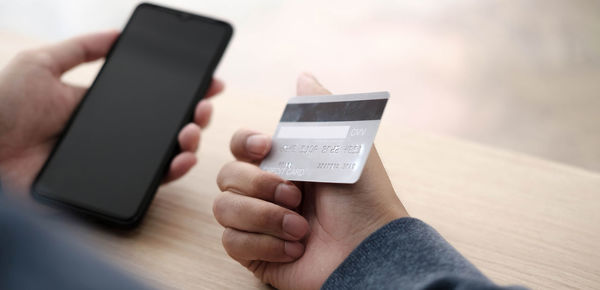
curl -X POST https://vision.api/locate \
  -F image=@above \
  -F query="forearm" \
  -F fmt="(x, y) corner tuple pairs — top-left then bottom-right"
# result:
(323, 218), (525, 290)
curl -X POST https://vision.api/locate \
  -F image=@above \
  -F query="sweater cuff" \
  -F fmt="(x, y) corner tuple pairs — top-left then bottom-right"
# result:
(322, 218), (491, 290)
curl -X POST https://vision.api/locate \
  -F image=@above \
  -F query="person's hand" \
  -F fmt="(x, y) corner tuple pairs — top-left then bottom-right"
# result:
(0, 31), (224, 195)
(213, 73), (409, 289)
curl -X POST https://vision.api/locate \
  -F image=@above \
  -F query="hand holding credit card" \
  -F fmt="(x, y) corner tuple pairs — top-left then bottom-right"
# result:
(260, 92), (389, 183)
(214, 73), (408, 289)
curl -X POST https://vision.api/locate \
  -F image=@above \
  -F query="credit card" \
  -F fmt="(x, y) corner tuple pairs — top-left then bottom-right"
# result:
(260, 92), (389, 184)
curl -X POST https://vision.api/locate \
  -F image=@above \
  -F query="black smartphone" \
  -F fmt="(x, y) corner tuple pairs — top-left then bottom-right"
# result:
(32, 3), (232, 227)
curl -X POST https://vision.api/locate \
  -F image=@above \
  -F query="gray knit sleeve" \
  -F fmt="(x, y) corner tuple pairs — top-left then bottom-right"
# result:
(322, 218), (525, 290)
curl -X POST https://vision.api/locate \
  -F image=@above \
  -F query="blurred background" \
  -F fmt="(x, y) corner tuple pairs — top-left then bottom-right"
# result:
(1, 0), (599, 171)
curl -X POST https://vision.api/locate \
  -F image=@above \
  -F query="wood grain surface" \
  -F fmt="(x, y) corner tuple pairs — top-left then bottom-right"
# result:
(1, 30), (598, 289)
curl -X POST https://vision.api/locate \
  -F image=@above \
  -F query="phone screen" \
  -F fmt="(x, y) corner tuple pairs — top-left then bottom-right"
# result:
(33, 4), (232, 223)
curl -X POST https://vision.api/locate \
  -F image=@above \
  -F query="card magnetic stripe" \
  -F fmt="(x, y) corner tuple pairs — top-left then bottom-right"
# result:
(279, 99), (388, 122)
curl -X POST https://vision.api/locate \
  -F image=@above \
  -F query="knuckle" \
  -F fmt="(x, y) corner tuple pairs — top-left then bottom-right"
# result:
(212, 194), (231, 225)
(213, 193), (248, 229)
(14, 50), (33, 62)
(221, 228), (238, 250)
(249, 171), (282, 200)
(253, 211), (270, 229)
(16, 49), (50, 67)
(230, 129), (246, 151)
(230, 128), (254, 155)
(233, 128), (253, 141)
(215, 169), (227, 192)
(255, 205), (283, 230)
(12, 50), (36, 66)
(250, 170), (275, 192)
(216, 161), (237, 192)
(212, 195), (223, 219)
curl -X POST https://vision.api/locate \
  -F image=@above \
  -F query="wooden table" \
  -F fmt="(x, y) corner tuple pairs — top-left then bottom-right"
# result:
(1, 30), (599, 289)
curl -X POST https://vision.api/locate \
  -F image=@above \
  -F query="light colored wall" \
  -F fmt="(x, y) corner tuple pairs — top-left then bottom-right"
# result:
(1, 0), (599, 171)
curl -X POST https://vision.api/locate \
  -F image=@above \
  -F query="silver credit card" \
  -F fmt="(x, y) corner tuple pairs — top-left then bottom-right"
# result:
(260, 92), (389, 184)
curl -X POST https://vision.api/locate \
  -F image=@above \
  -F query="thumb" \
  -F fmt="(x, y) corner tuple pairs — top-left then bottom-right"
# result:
(296, 72), (331, 96)
(39, 30), (119, 76)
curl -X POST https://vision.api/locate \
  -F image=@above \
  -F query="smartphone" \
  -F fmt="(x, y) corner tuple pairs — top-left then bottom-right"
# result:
(32, 3), (232, 227)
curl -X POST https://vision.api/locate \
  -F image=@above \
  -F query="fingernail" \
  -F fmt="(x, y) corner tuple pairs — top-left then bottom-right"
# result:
(284, 241), (304, 258)
(246, 134), (269, 156)
(282, 214), (307, 240)
(274, 183), (301, 208)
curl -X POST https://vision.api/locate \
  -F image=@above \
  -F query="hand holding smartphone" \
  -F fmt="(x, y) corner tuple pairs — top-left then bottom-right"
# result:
(32, 3), (232, 226)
